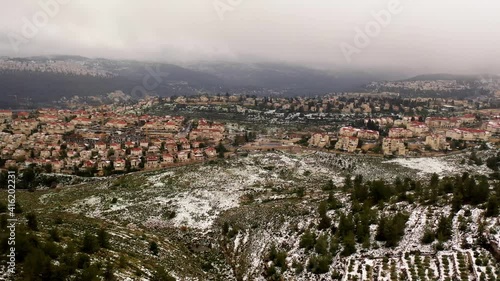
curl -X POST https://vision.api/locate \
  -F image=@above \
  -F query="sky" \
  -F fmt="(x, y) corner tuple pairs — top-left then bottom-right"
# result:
(0, 0), (499, 74)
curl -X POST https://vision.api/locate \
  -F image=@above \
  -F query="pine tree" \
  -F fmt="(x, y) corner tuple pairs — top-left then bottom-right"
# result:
(81, 232), (100, 254)
(98, 228), (110, 249)
(299, 229), (316, 251)
(486, 194), (499, 217)
(341, 232), (356, 256)
(26, 212), (38, 231)
(471, 178), (489, 205)
(317, 201), (331, 230)
(344, 175), (353, 190)
(436, 215), (453, 242)
(315, 235), (328, 255)
(150, 241), (159, 256)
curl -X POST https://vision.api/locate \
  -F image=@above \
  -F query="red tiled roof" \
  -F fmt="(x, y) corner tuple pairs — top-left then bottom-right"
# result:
(458, 128), (486, 133)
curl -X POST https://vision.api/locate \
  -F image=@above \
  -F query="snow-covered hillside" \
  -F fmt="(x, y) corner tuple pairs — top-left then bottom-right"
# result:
(30, 151), (499, 280)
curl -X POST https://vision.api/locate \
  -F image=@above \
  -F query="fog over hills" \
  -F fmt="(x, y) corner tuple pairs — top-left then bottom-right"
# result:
(0, 55), (410, 107)
(2, 1), (500, 72)
(1, 0), (499, 106)
(1, 54), (499, 108)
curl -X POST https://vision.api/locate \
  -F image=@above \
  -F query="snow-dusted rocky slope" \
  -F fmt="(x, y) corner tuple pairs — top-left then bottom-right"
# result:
(27, 151), (499, 280)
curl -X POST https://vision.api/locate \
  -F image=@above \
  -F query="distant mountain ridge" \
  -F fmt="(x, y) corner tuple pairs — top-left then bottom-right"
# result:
(403, 73), (479, 81)
(0, 55), (497, 107)
(185, 61), (383, 92)
(403, 73), (500, 82)
(0, 55), (401, 107)
(0, 56), (225, 107)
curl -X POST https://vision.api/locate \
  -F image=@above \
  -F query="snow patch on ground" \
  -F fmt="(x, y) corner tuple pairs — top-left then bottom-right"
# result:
(170, 189), (240, 231)
(383, 157), (458, 175)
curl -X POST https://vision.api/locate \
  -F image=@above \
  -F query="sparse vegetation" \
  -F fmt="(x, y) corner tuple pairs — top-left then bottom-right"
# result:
(0, 151), (498, 280)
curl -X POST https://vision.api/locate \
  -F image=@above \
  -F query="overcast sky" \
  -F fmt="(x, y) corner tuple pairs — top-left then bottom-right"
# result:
(1, 0), (499, 74)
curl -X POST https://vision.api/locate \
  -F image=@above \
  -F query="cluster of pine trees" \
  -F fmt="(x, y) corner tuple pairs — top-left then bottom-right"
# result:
(292, 170), (499, 277)
(344, 172), (498, 215)
(0, 203), (175, 280)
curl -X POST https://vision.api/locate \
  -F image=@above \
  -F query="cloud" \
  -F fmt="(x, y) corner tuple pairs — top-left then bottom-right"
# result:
(0, 0), (499, 74)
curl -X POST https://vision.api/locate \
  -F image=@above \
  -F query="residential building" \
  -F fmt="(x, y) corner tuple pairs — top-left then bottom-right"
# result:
(425, 134), (449, 150)
(388, 128), (413, 138)
(357, 130), (379, 140)
(335, 136), (358, 152)
(308, 133), (330, 148)
(382, 138), (407, 156)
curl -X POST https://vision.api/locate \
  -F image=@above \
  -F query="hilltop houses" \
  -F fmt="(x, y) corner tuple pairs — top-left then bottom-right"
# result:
(446, 128), (490, 141)
(425, 134), (449, 151)
(339, 127), (359, 137)
(388, 128), (413, 138)
(406, 122), (429, 136)
(382, 138), (407, 156)
(308, 133), (331, 148)
(357, 130), (379, 140)
(335, 136), (358, 152)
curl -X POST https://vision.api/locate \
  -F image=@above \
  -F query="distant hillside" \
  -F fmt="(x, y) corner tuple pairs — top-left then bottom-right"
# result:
(404, 73), (478, 81)
(0, 56), (397, 107)
(364, 72), (500, 99)
(4, 56), (496, 107)
(0, 69), (191, 107)
(186, 62), (385, 94)
(0, 57), (229, 107)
